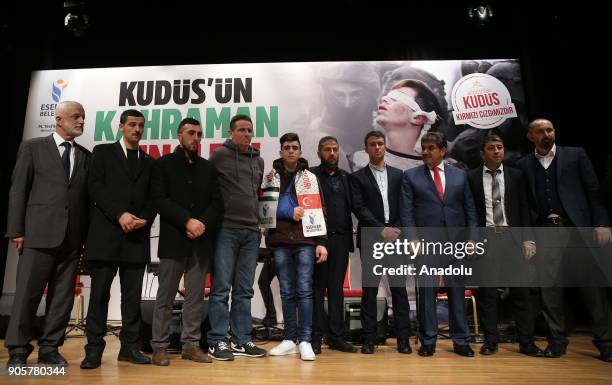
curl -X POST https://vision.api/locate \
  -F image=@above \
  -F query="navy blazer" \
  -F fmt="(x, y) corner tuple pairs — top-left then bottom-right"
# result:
(400, 163), (477, 231)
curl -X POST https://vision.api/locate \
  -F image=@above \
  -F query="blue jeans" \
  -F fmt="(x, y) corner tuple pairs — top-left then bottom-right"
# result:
(207, 228), (259, 345)
(273, 245), (315, 342)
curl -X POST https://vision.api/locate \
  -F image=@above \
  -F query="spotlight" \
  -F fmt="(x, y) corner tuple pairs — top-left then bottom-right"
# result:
(63, 1), (90, 37)
(467, 5), (494, 26)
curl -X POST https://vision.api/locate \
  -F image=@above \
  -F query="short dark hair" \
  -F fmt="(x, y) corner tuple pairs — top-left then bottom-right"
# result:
(318, 135), (338, 151)
(178, 117), (201, 133)
(391, 79), (440, 114)
(480, 134), (504, 150)
(230, 114), (252, 130)
(421, 131), (447, 149)
(120, 109), (144, 124)
(280, 132), (301, 148)
(364, 130), (385, 147)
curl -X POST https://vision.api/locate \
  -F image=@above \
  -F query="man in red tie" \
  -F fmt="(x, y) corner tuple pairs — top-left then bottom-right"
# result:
(399, 132), (478, 357)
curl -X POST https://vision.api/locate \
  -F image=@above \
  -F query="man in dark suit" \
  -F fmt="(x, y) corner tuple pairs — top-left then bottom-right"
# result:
(310, 136), (357, 354)
(467, 134), (544, 357)
(400, 131), (476, 357)
(350, 131), (412, 355)
(80, 110), (156, 369)
(5, 101), (90, 366)
(517, 118), (612, 362)
(150, 117), (223, 366)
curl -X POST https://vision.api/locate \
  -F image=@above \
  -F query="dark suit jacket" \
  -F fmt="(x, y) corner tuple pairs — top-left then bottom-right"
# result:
(85, 141), (156, 263)
(400, 163), (477, 229)
(310, 165), (354, 252)
(349, 164), (403, 249)
(5, 134), (90, 250)
(517, 146), (610, 227)
(152, 149), (223, 259)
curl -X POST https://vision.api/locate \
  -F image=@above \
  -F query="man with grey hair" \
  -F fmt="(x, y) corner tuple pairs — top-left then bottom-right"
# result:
(5, 100), (91, 367)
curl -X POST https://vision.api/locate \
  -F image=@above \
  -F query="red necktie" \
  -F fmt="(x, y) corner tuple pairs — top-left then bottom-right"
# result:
(433, 166), (444, 200)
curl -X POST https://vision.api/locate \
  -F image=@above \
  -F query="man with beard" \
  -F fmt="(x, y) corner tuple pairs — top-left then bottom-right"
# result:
(5, 100), (90, 367)
(80, 110), (156, 369)
(309, 136), (357, 354)
(150, 117), (223, 366)
(517, 118), (612, 362)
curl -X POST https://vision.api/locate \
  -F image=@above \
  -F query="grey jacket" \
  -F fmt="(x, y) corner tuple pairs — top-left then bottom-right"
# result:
(5, 134), (90, 250)
(210, 139), (264, 229)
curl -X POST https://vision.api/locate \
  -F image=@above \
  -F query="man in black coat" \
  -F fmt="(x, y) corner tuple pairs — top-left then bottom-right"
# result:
(517, 118), (612, 362)
(150, 117), (223, 366)
(80, 110), (156, 369)
(350, 131), (412, 355)
(467, 135), (544, 357)
(310, 136), (357, 354)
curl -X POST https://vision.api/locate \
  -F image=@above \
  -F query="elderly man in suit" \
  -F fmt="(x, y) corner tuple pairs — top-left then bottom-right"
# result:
(400, 131), (477, 357)
(80, 109), (156, 369)
(517, 118), (612, 362)
(5, 100), (91, 366)
(350, 130), (412, 355)
(467, 134), (544, 357)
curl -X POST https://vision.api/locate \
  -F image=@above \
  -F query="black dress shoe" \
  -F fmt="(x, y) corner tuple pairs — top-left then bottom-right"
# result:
(7, 353), (29, 367)
(38, 351), (68, 366)
(519, 343), (545, 357)
(453, 344), (475, 357)
(80, 354), (102, 369)
(311, 342), (322, 355)
(328, 338), (357, 353)
(479, 342), (498, 356)
(118, 348), (151, 364)
(544, 344), (567, 358)
(397, 340), (413, 354)
(418, 344), (435, 357)
(360, 343), (375, 354)
(598, 349), (612, 362)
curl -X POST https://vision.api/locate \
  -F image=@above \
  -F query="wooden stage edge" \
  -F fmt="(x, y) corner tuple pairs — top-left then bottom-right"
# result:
(0, 334), (610, 385)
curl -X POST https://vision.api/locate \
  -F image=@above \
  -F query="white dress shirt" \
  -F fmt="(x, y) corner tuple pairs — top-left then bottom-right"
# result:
(535, 144), (556, 170)
(483, 164), (508, 226)
(53, 132), (75, 178)
(428, 161), (446, 192)
(368, 163), (389, 224)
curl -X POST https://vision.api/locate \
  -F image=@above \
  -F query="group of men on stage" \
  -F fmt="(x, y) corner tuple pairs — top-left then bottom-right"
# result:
(5, 92), (612, 369)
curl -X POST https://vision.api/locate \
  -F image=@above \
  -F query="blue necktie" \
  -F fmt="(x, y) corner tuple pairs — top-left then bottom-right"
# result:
(60, 141), (71, 179)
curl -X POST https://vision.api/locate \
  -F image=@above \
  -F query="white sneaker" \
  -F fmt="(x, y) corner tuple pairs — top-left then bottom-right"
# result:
(270, 340), (298, 356)
(299, 341), (316, 361)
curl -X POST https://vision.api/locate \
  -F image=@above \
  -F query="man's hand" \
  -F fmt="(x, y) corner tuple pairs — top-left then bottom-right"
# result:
(118, 212), (141, 233)
(186, 218), (205, 239)
(132, 218), (147, 230)
(10, 236), (24, 255)
(593, 227), (612, 246)
(293, 206), (305, 221)
(465, 240), (479, 260)
(316, 245), (328, 263)
(381, 227), (401, 243)
(522, 242), (537, 260)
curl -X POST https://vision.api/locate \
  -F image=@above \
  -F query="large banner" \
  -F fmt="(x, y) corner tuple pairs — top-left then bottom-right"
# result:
(5, 59), (529, 318)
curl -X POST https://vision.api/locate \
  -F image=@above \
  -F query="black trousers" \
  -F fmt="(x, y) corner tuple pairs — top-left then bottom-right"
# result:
(478, 287), (535, 344)
(361, 276), (411, 344)
(5, 242), (79, 355)
(312, 233), (350, 343)
(85, 261), (146, 354)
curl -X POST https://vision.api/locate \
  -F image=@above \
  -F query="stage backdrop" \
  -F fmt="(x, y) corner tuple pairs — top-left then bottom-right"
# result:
(3, 59), (528, 320)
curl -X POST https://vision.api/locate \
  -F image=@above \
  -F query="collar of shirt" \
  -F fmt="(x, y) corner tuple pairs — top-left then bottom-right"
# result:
(483, 163), (504, 175)
(120, 138), (139, 158)
(368, 162), (386, 173)
(534, 143), (556, 160)
(429, 161), (445, 173)
(53, 132), (74, 148)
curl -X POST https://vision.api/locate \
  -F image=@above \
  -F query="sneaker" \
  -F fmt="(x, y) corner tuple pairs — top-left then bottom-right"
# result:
(231, 341), (267, 358)
(208, 341), (234, 361)
(298, 342), (316, 361)
(270, 340), (298, 356)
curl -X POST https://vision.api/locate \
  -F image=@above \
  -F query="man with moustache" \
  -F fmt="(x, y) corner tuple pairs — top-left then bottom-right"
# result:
(80, 110), (156, 369)
(150, 117), (223, 366)
(517, 118), (612, 362)
(309, 136), (357, 354)
(466, 135), (544, 357)
(5, 101), (91, 366)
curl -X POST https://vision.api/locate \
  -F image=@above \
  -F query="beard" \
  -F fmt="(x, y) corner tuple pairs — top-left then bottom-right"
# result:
(321, 159), (339, 173)
(540, 138), (554, 149)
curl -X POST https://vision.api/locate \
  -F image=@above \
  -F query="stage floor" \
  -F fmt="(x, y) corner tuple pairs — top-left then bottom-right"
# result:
(1, 334), (610, 384)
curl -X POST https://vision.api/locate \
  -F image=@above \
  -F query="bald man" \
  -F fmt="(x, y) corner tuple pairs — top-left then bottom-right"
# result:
(5, 101), (91, 367)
